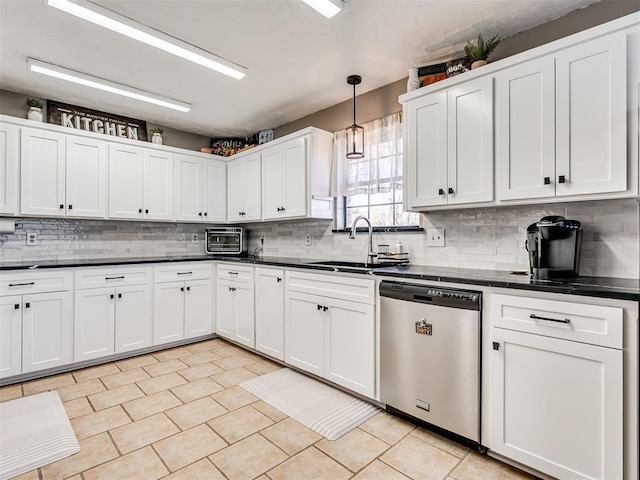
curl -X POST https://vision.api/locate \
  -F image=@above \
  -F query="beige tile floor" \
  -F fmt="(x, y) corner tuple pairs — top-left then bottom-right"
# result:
(2, 339), (535, 480)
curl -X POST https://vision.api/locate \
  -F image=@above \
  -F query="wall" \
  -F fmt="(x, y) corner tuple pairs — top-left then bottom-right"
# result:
(243, 199), (640, 279)
(0, 89), (211, 152)
(275, 0), (640, 137)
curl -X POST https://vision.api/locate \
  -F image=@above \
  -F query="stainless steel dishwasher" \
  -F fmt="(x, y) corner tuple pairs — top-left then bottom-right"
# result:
(380, 281), (482, 444)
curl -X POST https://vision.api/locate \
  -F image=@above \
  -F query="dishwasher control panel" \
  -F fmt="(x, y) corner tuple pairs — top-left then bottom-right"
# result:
(380, 281), (481, 311)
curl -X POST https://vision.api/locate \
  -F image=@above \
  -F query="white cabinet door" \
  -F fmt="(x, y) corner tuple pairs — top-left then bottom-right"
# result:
(66, 136), (107, 218)
(227, 153), (261, 222)
(174, 154), (202, 222)
(115, 284), (153, 353)
(0, 295), (22, 378)
(227, 160), (245, 222)
(325, 297), (375, 398)
(234, 282), (255, 348)
(283, 138), (307, 218)
(216, 281), (236, 340)
(244, 154), (262, 221)
(447, 76), (494, 205)
(255, 268), (284, 360)
(20, 128), (66, 216)
(202, 159), (226, 222)
(22, 291), (73, 372)
(284, 291), (325, 376)
(0, 123), (19, 215)
(108, 144), (144, 219)
(496, 56), (556, 201)
(261, 146), (284, 219)
(153, 281), (185, 345)
(184, 278), (213, 339)
(144, 150), (173, 220)
(74, 287), (115, 362)
(489, 328), (623, 480)
(555, 32), (627, 197)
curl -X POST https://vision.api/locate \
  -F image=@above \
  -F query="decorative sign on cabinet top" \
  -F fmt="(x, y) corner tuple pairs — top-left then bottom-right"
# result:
(47, 100), (148, 141)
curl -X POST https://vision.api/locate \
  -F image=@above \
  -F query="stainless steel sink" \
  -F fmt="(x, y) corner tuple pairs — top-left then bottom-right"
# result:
(307, 260), (388, 270)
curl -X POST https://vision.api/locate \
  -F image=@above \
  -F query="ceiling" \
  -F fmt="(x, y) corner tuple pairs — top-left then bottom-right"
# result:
(0, 0), (599, 138)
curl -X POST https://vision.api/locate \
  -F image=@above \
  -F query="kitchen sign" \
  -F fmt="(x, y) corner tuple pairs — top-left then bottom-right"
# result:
(47, 100), (148, 141)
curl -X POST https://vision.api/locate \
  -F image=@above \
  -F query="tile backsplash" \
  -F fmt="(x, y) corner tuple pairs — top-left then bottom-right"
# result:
(1, 198), (638, 279)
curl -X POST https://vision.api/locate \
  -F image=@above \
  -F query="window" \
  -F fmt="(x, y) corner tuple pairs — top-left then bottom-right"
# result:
(331, 112), (420, 229)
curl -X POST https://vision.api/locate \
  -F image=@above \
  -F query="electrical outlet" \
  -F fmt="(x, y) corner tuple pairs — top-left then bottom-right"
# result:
(191, 234), (198, 244)
(305, 234), (312, 246)
(426, 228), (445, 247)
(26, 231), (38, 246)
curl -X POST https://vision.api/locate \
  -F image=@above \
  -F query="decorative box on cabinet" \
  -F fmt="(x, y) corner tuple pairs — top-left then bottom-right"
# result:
(488, 293), (627, 480)
(153, 263), (214, 345)
(284, 270), (375, 398)
(216, 263), (255, 348)
(0, 270), (73, 378)
(74, 266), (153, 361)
(403, 76), (493, 210)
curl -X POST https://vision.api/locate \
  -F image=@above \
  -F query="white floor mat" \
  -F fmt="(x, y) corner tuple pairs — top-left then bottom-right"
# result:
(240, 368), (380, 440)
(0, 391), (80, 480)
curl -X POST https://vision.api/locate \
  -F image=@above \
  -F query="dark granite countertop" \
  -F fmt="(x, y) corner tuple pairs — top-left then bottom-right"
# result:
(1, 255), (638, 301)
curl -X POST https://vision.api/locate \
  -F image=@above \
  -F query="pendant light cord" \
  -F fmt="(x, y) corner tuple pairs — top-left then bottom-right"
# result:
(352, 83), (356, 126)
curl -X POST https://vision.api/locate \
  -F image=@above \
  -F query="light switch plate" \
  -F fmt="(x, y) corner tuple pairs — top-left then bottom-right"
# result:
(426, 228), (445, 247)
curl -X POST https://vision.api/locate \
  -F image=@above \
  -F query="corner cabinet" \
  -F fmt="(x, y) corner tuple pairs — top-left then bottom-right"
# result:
(174, 154), (226, 223)
(261, 127), (333, 221)
(227, 153), (262, 222)
(404, 76), (493, 209)
(496, 31), (632, 201)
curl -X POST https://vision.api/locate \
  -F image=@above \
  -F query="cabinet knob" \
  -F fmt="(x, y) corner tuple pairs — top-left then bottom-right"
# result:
(68, 204), (73, 210)
(110, 294), (115, 299)
(198, 212), (202, 216)
(317, 304), (322, 310)
(24, 302), (30, 309)
(281, 206), (285, 211)
(59, 204), (64, 209)
(204, 212), (207, 217)
(323, 306), (328, 312)
(118, 293), (122, 299)
(138, 208), (143, 213)
(543, 177), (551, 185)
(448, 187), (455, 195)
(14, 304), (19, 310)
(438, 188), (445, 195)
(186, 286), (191, 291)
(558, 175), (566, 184)
(276, 277), (282, 282)
(277, 207), (281, 212)
(492, 342), (500, 351)
(181, 287), (185, 292)
(145, 209), (149, 214)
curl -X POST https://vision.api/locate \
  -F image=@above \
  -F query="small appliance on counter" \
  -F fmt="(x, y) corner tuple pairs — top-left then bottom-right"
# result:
(205, 227), (246, 255)
(525, 215), (582, 279)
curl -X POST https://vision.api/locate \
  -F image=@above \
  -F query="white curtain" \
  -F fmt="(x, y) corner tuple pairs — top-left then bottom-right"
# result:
(330, 111), (403, 197)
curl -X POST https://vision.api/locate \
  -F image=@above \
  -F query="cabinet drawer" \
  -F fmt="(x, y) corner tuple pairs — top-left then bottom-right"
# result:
(491, 293), (622, 349)
(75, 266), (152, 289)
(154, 262), (212, 283)
(0, 270), (72, 295)
(217, 263), (254, 283)
(286, 270), (374, 305)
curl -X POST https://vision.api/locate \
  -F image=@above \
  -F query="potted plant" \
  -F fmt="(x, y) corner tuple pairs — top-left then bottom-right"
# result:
(464, 33), (502, 69)
(150, 127), (163, 145)
(26, 98), (44, 122)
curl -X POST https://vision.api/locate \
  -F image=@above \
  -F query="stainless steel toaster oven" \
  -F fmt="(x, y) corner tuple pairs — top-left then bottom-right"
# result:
(205, 227), (246, 254)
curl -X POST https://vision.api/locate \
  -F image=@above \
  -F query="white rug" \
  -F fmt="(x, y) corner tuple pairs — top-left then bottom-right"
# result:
(240, 368), (380, 440)
(0, 391), (80, 480)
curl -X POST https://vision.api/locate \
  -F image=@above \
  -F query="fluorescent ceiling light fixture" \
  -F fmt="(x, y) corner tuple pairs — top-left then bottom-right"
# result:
(45, 0), (246, 80)
(28, 58), (191, 112)
(301, 0), (342, 18)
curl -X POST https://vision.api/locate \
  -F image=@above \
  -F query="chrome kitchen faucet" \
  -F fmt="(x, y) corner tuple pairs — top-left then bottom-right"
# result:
(349, 215), (377, 265)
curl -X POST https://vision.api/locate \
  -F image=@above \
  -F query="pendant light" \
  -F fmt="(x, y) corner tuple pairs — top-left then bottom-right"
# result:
(345, 75), (364, 159)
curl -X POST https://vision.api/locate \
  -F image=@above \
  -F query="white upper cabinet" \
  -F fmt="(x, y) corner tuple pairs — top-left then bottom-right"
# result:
(404, 76), (493, 209)
(497, 32), (629, 201)
(227, 152), (261, 222)
(0, 122), (19, 215)
(496, 56), (556, 200)
(66, 136), (108, 218)
(20, 128), (66, 216)
(555, 32), (627, 197)
(108, 144), (173, 221)
(174, 154), (225, 222)
(262, 136), (307, 219)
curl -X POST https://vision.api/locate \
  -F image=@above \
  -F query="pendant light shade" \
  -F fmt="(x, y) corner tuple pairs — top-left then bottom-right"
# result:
(345, 75), (364, 159)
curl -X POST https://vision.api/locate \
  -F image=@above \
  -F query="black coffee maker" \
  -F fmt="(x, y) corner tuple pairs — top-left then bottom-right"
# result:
(526, 216), (583, 279)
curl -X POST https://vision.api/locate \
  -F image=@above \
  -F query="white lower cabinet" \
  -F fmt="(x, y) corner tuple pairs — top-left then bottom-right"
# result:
(216, 263), (255, 348)
(153, 264), (214, 346)
(0, 295), (22, 378)
(284, 271), (375, 398)
(75, 268), (153, 361)
(255, 268), (285, 360)
(488, 293), (624, 480)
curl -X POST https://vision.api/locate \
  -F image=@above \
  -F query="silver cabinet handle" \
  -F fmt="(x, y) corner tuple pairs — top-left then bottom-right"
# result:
(530, 313), (571, 324)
